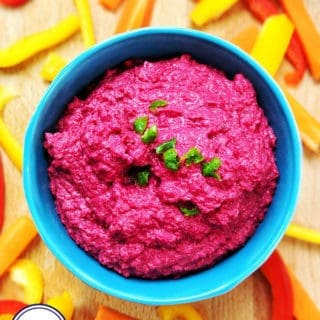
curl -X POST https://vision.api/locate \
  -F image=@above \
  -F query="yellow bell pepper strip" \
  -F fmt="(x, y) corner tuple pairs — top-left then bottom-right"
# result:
(190, 0), (239, 27)
(0, 315), (13, 320)
(99, 0), (124, 11)
(74, 0), (96, 48)
(231, 25), (259, 53)
(250, 14), (294, 77)
(0, 154), (4, 231)
(279, 0), (320, 81)
(94, 305), (138, 320)
(157, 304), (203, 320)
(40, 53), (67, 82)
(114, 0), (155, 34)
(0, 216), (38, 277)
(9, 259), (43, 304)
(287, 265), (320, 320)
(46, 291), (74, 320)
(0, 14), (80, 68)
(281, 86), (320, 155)
(0, 300), (27, 317)
(260, 250), (294, 320)
(286, 223), (320, 245)
(0, 86), (22, 171)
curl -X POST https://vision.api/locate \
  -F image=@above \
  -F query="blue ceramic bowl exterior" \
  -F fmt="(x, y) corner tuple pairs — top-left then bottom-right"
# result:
(23, 27), (301, 305)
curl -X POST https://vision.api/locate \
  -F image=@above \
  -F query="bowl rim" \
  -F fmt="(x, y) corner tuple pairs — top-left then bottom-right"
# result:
(23, 26), (302, 305)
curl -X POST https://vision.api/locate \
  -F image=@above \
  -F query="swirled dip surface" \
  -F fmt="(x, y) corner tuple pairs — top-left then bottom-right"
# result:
(44, 55), (279, 279)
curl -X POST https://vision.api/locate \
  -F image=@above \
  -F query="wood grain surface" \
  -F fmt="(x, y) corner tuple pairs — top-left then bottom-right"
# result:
(0, 1), (319, 319)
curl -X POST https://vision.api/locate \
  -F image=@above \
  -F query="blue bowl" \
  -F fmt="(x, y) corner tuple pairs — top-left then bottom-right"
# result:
(23, 27), (301, 305)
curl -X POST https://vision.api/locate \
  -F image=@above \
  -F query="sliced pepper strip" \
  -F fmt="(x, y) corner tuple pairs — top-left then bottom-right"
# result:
(250, 13), (294, 76)
(244, 0), (307, 86)
(94, 305), (137, 320)
(286, 223), (320, 244)
(287, 265), (320, 320)
(0, 154), (4, 231)
(114, 0), (155, 34)
(190, 0), (239, 27)
(74, 0), (96, 48)
(281, 86), (320, 155)
(40, 53), (67, 82)
(0, 14), (80, 68)
(9, 259), (43, 304)
(0, 86), (22, 171)
(157, 304), (203, 320)
(279, 0), (320, 80)
(0, 216), (38, 277)
(260, 250), (293, 320)
(99, 0), (124, 11)
(46, 291), (74, 320)
(0, 300), (27, 315)
(230, 25), (259, 52)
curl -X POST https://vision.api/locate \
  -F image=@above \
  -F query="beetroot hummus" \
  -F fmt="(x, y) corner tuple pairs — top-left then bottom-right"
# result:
(44, 55), (279, 279)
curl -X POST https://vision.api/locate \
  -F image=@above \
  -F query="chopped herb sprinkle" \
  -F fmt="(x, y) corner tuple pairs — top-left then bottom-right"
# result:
(133, 115), (148, 134)
(149, 99), (168, 112)
(141, 124), (158, 144)
(182, 147), (204, 166)
(178, 202), (200, 217)
(156, 138), (177, 154)
(163, 148), (180, 171)
(201, 157), (222, 180)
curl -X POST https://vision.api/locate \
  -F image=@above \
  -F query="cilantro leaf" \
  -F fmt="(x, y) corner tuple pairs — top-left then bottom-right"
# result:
(201, 157), (222, 180)
(156, 138), (177, 154)
(141, 124), (158, 144)
(182, 147), (204, 166)
(149, 99), (168, 112)
(163, 148), (179, 171)
(178, 202), (200, 217)
(133, 115), (148, 134)
(136, 169), (150, 186)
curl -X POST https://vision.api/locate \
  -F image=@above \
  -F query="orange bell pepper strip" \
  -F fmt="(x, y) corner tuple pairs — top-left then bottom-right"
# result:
(94, 305), (137, 320)
(0, 154), (4, 231)
(250, 13), (294, 77)
(47, 291), (74, 320)
(230, 25), (259, 53)
(287, 266), (320, 320)
(281, 87), (320, 155)
(0, 14), (80, 68)
(114, 0), (155, 34)
(9, 259), (43, 304)
(157, 304), (203, 320)
(279, 0), (320, 81)
(244, 0), (307, 86)
(0, 86), (22, 172)
(260, 250), (294, 320)
(99, 0), (124, 11)
(74, 0), (96, 48)
(40, 53), (67, 82)
(0, 216), (38, 277)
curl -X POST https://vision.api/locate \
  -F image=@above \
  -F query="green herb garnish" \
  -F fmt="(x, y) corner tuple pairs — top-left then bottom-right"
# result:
(141, 124), (158, 144)
(133, 115), (148, 134)
(136, 169), (150, 186)
(201, 157), (222, 180)
(163, 148), (180, 171)
(156, 138), (177, 154)
(178, 203), (200, 217)
(182, 147), (204, 166)
(149, 99), (168, 112)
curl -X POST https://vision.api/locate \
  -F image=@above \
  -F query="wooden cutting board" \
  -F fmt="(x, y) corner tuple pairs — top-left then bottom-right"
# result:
(0, 0), (319, 319)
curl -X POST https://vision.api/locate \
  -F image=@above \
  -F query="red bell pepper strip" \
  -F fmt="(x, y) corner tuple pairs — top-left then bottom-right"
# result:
(0, 154), (4, 231)
(260, 250), (294, 320)
(0, 0), (29, 6)
(244, 0), (307, 85)
(0, 300), (27, 315)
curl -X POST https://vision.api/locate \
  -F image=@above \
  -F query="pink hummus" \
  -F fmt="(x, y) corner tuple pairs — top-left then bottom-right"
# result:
(44, 55), (279, 279)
